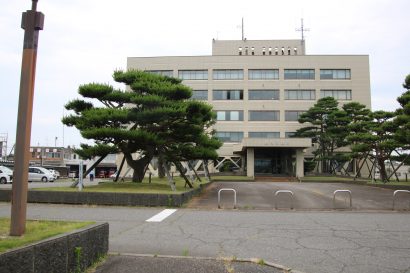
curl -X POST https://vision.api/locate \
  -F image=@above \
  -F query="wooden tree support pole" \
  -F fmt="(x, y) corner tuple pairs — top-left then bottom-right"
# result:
(114, 155), (126, 182)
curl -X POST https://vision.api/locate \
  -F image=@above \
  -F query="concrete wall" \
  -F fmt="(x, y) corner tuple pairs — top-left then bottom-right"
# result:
(0, 182), (212, 207)
(0, 223), (108, 273)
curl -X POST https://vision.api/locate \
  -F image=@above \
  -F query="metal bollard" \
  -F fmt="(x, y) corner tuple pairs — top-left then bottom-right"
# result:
(393, 190), (410, 210)
(274, 190), (294, 209)
(218, 188), (237, 209)
(333, 190), (352, 209)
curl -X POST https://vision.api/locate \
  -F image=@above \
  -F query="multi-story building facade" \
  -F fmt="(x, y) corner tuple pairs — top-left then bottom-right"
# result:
(127, 39), (371, 178)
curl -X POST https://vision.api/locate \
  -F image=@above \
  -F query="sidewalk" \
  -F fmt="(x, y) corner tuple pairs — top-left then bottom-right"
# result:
(94, 254), (295, 273)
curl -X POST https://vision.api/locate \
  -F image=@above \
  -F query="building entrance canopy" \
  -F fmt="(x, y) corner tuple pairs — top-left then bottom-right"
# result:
(233, 137), (312, 154)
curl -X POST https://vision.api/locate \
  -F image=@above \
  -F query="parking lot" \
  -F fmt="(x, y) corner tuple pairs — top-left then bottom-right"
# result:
(188, 182), (410, 210)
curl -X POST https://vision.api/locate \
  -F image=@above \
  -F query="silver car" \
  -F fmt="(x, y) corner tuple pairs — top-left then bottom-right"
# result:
(28, 167), (54, 182)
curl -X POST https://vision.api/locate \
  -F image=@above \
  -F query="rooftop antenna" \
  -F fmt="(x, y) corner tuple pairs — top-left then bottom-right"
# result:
(237, 17), (245, 40)
(242, 17), (244, 40)
(296, 18), (309, 41)
(296, 18), (309, 54)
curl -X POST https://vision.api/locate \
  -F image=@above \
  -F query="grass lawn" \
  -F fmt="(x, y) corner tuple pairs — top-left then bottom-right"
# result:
(211, 175), (254, 182)
(0, 218), (93, 253)
(367, 180), (410, 186)
(34, 177), (202, 194)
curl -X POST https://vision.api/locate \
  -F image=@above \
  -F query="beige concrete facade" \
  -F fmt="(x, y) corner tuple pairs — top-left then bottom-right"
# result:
(127, 39), (371, 178)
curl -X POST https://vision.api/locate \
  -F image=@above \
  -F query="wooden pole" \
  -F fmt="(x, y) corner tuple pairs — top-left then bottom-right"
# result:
(10, 0), (44, 236)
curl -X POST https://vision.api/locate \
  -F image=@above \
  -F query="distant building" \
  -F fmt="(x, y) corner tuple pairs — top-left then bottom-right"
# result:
(127, 39), (371, 178)
(2, 146), (117, 178)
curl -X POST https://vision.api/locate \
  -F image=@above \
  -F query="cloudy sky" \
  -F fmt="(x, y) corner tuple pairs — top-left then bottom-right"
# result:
(1, 0), (409, 153)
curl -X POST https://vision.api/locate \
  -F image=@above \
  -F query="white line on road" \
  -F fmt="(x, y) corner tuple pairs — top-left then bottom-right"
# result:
(145, 209), (177, 222)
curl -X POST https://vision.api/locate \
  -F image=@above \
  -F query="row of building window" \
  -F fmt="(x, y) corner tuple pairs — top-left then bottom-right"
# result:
(192, 89), (352, 101)
(215, 131), (296, 142)
(215, 110), (305, 122)
(148, 69), (351, 80)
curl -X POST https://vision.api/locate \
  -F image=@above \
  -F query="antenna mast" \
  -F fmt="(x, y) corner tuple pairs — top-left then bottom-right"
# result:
(242, 17), (244, 40)
(296, 18), (309, 41)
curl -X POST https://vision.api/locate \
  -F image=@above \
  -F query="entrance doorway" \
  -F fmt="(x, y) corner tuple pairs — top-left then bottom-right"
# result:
(254, 148), (294, 176)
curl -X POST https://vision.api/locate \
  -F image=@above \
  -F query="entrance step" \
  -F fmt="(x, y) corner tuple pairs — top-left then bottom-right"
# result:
(254, 176), (298, 182)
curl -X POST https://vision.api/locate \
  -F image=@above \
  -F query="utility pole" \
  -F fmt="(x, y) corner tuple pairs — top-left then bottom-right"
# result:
(10, 0), (44, 236)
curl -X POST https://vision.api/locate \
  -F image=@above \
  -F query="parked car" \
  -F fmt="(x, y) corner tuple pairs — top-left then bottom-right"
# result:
(0, 166), (13, 183)
(0, 170), (11, 184)
(48, 169), (60, 180)
(28, 167), (54, 182)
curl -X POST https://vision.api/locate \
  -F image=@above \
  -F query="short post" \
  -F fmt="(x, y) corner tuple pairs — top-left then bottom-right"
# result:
(149, 172), (152, 183)
(393, 190), (410, 210)
(218, 188), (237, 209)
(333, 190), (352, 209)
(78, 161), (83, 191)
(274, 190), (294, 209)
(406, 173), (408, 182)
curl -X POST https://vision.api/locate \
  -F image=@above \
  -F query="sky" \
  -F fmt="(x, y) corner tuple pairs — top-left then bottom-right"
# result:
(0, 0), (409, 154)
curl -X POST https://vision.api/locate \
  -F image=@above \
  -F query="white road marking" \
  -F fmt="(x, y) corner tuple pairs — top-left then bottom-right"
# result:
(145, 209), (177, 222)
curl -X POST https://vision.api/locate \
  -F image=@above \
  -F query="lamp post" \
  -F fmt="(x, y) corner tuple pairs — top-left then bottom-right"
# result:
(10, 0), (44, 236)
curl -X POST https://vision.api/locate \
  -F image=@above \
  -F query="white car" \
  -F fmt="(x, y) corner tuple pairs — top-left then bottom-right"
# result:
(48, 169), (60, 180)
(28, 167), (54, 182)
(0, 166), (13, 184)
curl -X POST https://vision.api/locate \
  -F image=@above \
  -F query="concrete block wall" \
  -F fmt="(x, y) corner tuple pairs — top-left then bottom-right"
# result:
(0, 222), (109, 273)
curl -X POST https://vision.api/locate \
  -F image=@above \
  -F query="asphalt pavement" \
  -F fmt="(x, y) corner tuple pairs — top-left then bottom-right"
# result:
(1, 203), (409, 273)
(188, 182), (407, 210)
(94, 255), (286, 273)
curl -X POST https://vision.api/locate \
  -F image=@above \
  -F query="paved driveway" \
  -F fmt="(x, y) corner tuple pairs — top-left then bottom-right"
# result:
(1, 203), (409, 273)
(188, 182), (408, 210)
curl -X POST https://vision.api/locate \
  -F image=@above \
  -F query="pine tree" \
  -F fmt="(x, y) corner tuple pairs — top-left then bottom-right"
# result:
(63, 70), (221, 185)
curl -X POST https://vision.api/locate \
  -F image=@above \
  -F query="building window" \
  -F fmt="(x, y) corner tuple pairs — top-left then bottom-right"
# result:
(321, 89), (352, 100)
(215, 110), (244, 121)
(213, 69), (244, 80)
(249, 132), (280, 138)
(146, 70), (173, 77)
(249, 111), (279, 121)
(215, 132), (244, 142)
(191, 90), (208, 100)
(285, 132), (296, 138)
(213, 90), (243, 100)
(248, 90), (279, 100)
(285, 111), (305, 121)
(285, 89), (316, 100)
(178, 70), (208, 80)
(284, 69), (315, 80)
(248, 69), (279, 80)
(320, 69), (351, 80)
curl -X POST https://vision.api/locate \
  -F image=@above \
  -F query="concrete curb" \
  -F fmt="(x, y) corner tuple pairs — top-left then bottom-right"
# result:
(109, 252), (308, 273)
(0, 182), (213, 207)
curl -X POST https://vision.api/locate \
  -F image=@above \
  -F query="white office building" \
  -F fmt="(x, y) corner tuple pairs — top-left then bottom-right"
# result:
(127, 39), (371, 178)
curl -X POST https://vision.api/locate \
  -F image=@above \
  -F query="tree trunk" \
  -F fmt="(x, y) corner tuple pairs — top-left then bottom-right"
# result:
(377, 157), (388, 182)
(158, 154), (165, 178)
(124, 152), (153, 183)
(163, 162), (176, 191)
(203, 160), (211, 182)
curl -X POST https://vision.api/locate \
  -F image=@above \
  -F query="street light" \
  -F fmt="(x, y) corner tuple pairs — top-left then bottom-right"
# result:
(10, 0), (44, 236)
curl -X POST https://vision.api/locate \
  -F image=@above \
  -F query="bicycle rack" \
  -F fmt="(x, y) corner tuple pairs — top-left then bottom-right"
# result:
(393, 190), (410, 210)
(274, 190), (294, 209)
(333, 190), (352, 209)
(218, 188), (237, 209)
